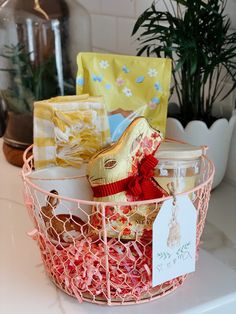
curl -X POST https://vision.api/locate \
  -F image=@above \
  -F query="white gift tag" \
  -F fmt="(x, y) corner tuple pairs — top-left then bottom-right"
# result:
(152, 195), (197, 287)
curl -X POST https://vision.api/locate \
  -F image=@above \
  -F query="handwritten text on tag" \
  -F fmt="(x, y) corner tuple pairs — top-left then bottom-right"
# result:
(152, 195), (197, 287)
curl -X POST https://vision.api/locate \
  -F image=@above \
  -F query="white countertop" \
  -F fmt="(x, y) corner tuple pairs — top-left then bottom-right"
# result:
(1, 142), (236, 314)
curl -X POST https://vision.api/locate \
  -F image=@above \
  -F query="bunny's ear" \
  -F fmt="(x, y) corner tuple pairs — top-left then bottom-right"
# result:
(47, 190), (60, 208)
(122, 118), (146, 155)
(122, 117), (163, 157)
(130, 132), (144, 154)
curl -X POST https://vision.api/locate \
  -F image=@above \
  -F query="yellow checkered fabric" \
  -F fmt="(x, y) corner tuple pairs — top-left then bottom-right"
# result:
(33, 95), (110, 169)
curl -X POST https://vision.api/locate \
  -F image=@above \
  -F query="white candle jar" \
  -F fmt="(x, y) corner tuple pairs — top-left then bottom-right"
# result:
(155, 141), (203, 194)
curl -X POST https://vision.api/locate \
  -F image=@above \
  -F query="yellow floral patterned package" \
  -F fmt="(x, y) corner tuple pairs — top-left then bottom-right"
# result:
(76, 52), (172, 141)
(33, 95), (110, 169)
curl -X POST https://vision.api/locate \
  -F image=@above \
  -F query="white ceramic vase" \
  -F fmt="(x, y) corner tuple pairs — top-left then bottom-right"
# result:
(166, 115), (236, 189)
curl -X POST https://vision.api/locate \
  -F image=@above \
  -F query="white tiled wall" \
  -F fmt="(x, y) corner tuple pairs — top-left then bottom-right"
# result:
(91, 14), (117, 52)
(100, 0), (135, 18)
(77, 0), (140, 55)
(77, 0), (236, 185)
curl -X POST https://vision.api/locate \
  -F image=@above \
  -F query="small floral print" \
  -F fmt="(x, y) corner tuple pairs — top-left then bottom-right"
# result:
(105, 83), (112, 90)
(151, 132), (160, 139)
(136, 150), (142, 157)
(92, 74), (103, 82)
(147, 97), (160, 110)
(122, 65), (130, 73)
(122, 227), (131, 236)
(120, 216), (128, 224)
(122, 206), (132, 215)
(116, 77), (125, 86)
(141, 136), (154, 155)
(154, 82), (161, 91)
(123, 87), (132, 97)
(160, 168), (169, 176)
(136, 76), (145, 83)
(99, 60), (109, 69)
(76, 76), (84, 86)
(110, 213), (120, 221)
(105, 206), (114, 217)
(148, 101), (157, 110)
(148, 68), (158, 77)
(152, 97), (160, 104)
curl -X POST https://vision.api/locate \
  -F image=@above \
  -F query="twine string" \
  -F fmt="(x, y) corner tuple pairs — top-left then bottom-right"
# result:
(167, 182), (177, 206)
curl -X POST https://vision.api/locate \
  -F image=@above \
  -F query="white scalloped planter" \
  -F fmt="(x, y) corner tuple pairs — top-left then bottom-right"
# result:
(166, 116), (236, 189)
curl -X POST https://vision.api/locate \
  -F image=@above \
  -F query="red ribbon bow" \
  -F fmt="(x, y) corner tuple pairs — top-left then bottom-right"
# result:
(126, 154), (164, 200)
(91, 154), (166, 200)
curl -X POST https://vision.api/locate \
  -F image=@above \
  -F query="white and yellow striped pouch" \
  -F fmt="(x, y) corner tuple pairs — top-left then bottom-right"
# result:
(33, 95), (111, 170)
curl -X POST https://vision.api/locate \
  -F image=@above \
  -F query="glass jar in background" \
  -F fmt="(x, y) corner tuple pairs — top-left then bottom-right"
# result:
(0, 0), (91, 146)
(155, 141), (203, 194)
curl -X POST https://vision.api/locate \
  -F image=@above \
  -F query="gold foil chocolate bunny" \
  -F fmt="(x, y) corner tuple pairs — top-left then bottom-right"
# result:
(87, 117), (168, 240)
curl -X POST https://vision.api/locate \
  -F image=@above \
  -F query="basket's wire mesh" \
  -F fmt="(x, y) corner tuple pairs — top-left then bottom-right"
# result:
(22, 149), (214, 305)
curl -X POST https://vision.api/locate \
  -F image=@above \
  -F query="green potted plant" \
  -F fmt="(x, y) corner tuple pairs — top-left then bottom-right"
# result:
(1, 43), (60, 146)
(0, 0), (92, 166)
(132, 0), (236, 188)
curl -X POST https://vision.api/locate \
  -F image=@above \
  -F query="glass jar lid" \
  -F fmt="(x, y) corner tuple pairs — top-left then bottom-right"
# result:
(156, 141), (203, 160)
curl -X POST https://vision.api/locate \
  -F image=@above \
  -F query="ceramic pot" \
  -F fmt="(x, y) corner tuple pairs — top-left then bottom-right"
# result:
(166, 115), (236, 189)
(4, 111), (33, 149)
(2, 111), (33, 167)
(225, 117), (236, 185)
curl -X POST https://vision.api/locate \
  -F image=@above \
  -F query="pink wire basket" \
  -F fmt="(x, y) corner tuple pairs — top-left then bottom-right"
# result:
(22, 145), (215, 306)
